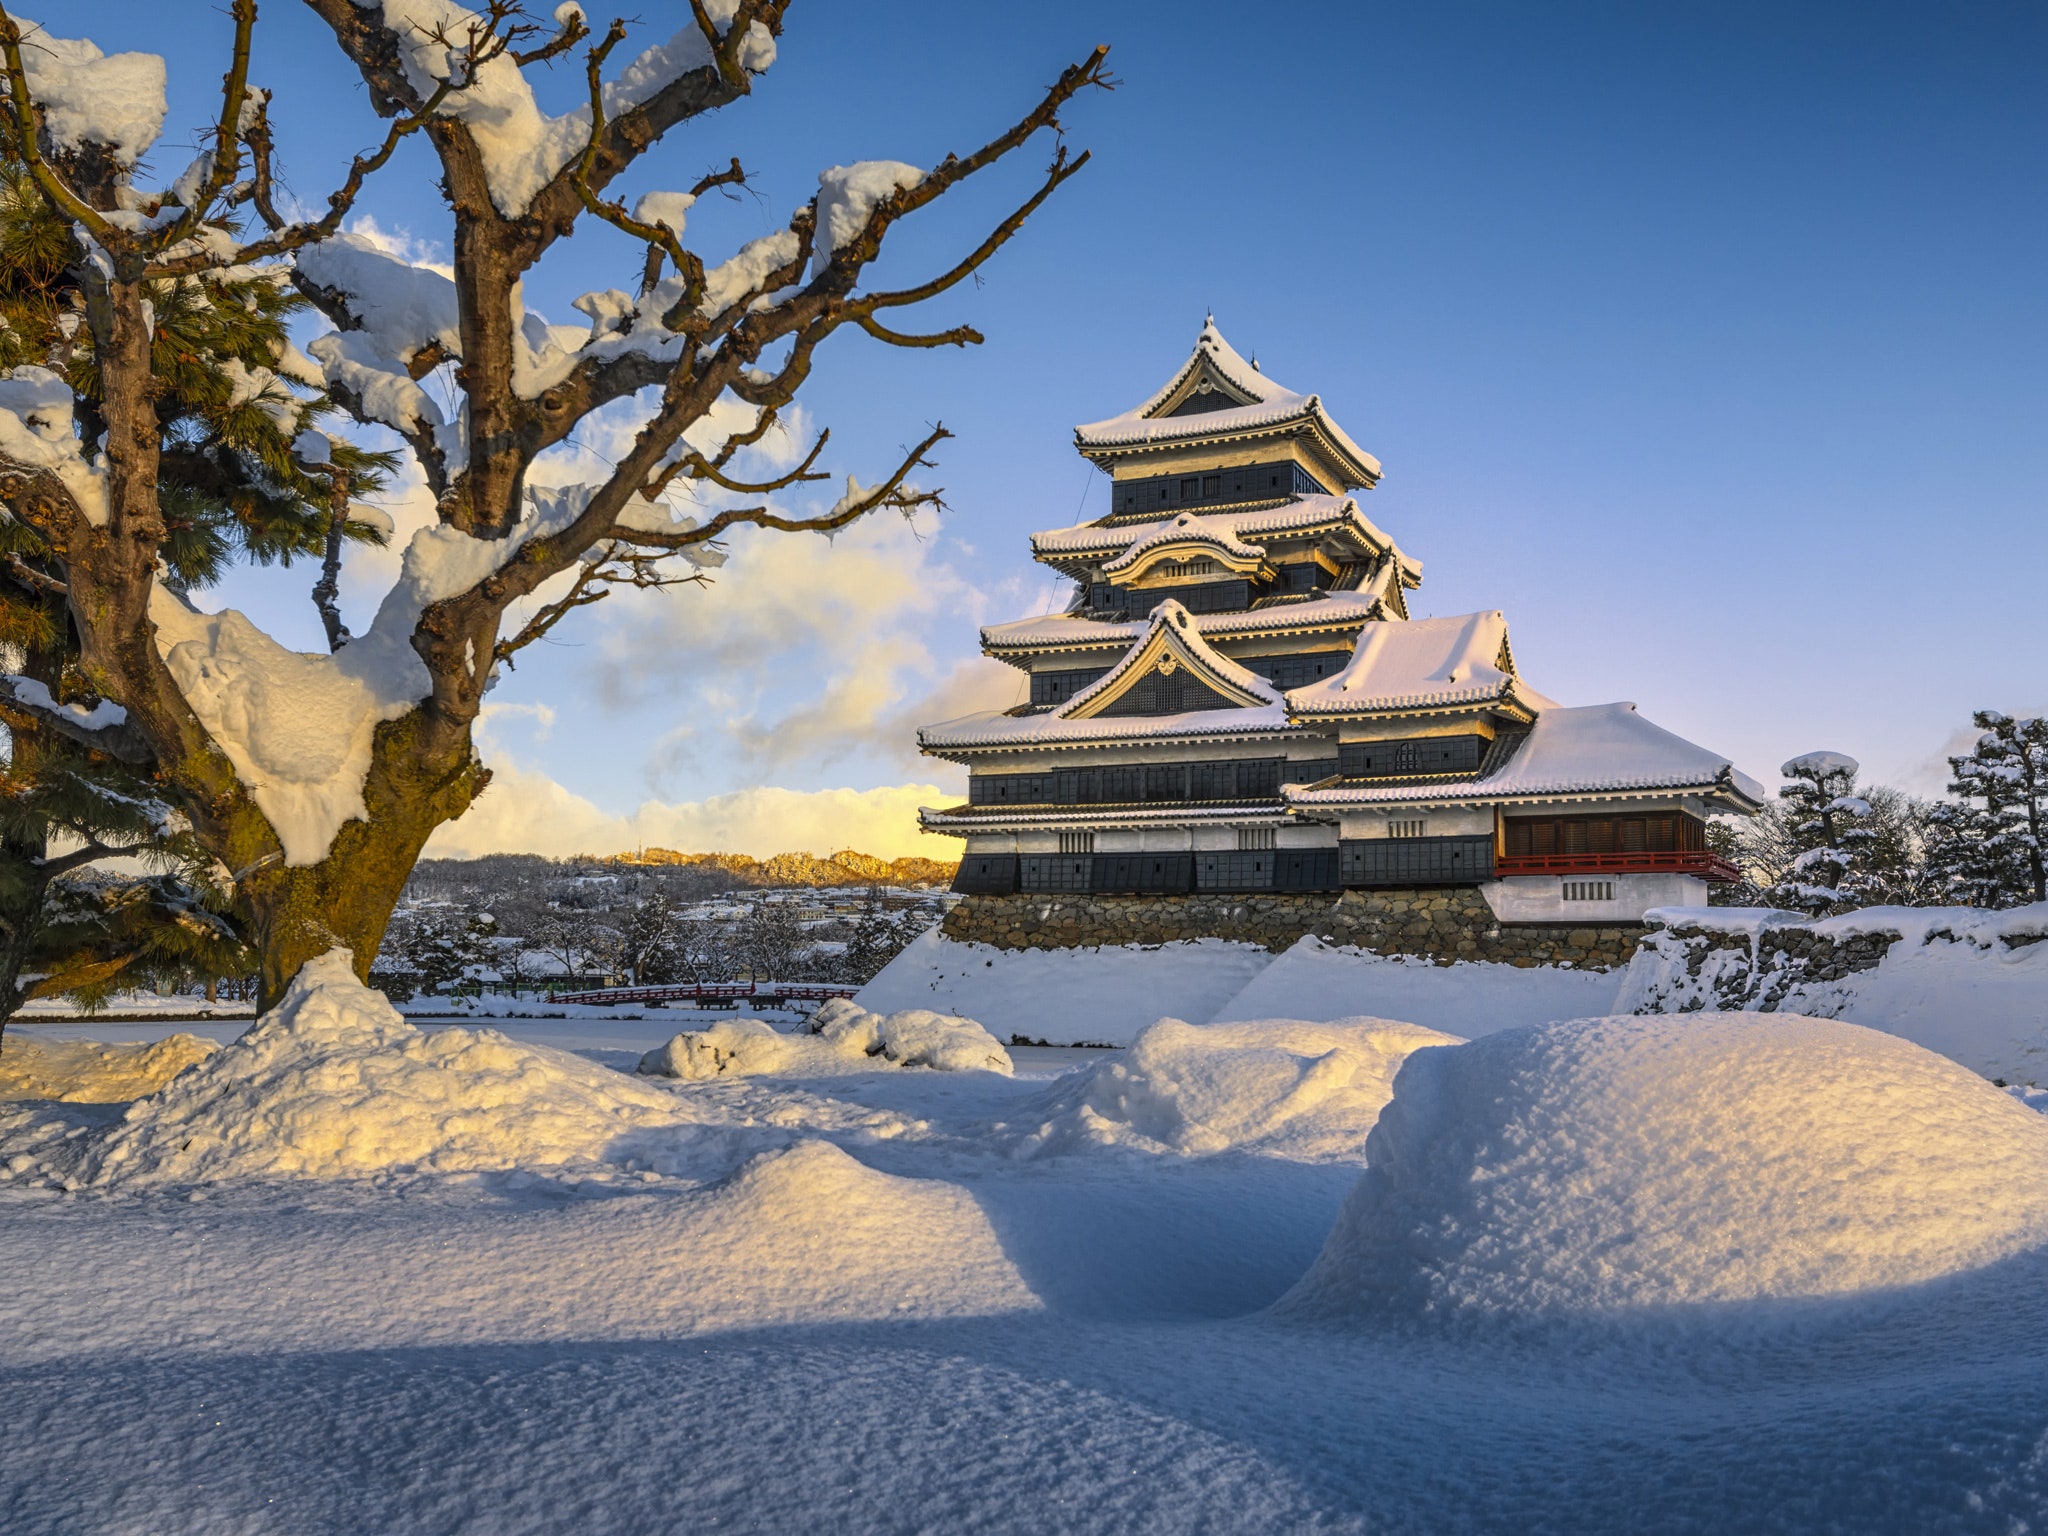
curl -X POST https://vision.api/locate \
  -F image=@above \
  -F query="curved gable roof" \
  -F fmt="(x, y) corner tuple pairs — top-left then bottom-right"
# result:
(1072, 320), (1382, 488)
(1061, 599), (1282, 719)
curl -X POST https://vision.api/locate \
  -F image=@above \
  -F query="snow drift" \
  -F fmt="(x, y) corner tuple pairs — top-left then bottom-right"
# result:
(1619, 904), (2048, 1081)
(638, 1000), (1011, 1080)
(0, 1033), (217, 1104)
(1286, 1013), (2048, 1321)
(1010, 1015), (1461, 1160)
(1211, 937), (1621, 1037)
(17, 952), (700, 1188)
(853, 928), (1275, 1045)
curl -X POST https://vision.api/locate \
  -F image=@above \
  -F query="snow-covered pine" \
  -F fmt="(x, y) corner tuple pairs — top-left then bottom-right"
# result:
(1764, 751), (1879, 916)
(1929, 712), (2048, 907)
(0, 7), (1109, 1005)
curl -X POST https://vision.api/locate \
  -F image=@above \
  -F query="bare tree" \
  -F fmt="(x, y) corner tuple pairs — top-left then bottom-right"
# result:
(0, 3), (1109, 1004)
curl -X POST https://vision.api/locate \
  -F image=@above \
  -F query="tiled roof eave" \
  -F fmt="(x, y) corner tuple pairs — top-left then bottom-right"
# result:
(920, 802), (1296, 830)
(918, 721), (1308, 758)
(1281, 776), (1742, 809)
(981, 606), (1385, 658)
(1286, 685), (1516, 718)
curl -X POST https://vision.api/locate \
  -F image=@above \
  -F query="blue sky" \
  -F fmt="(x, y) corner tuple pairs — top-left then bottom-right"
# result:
(72, 1), (2048, 856)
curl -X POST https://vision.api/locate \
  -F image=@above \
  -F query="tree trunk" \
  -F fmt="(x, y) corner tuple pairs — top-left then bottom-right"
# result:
(238, 711), (489, 1011)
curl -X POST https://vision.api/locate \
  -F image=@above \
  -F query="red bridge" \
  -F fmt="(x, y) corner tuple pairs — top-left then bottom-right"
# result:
(551, 981), (860, 1008)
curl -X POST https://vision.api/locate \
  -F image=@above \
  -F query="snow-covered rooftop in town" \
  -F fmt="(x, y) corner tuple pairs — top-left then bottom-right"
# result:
(1071, 321), (1383, 484)
(1286, 701), (1770, 807)
(1286, 609), (1523, 717)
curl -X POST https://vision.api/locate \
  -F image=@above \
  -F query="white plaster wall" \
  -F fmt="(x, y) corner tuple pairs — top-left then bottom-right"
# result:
(1479, 873), (1708, 924)
(1338, 807), (1494, 839)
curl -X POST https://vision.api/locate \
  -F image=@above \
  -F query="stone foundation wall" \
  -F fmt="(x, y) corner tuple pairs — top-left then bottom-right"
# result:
(1623, 921), (1901, 1014)
(943, 889), (1644, 970)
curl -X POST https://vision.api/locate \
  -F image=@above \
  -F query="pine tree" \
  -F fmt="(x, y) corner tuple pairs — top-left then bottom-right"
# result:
(0, 150), (398, 1038)
(840, 890), (911, 981)
(1765, 751), (1879, 915)
(394, 906), (500, 996)
(1929, 713), (2048, 908)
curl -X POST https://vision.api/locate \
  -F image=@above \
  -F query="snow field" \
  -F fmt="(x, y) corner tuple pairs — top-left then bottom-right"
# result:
(12, 968), (2048, 1527)
(1287, 1011), (2048, 1321)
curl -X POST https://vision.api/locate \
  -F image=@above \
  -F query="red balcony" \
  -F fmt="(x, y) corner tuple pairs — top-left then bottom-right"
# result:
(1492, 849), (1743, 882)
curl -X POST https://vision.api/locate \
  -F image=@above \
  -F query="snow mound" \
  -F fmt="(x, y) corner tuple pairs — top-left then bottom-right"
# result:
(35, 952), (693, 1188)
(1286, 1013), (2048, 1320)
(656, 1139), (1039, 1323)
(638, 1001), (1011, 1080)
(0, 1033), (217, 1104)
(1011, 1016), (1461, 1160)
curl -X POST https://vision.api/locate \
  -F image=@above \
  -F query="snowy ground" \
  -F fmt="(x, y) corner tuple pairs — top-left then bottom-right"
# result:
(6, 961), (2048, 1532)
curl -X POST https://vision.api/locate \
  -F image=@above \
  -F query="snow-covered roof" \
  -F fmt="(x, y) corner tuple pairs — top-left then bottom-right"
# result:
(1060, 600), (1282, 719)
(1286, 611), (1527, 718)
(1099, 512), (1266, 578)
(920, 802), (1297, 833)
(981, 586), (1398, 658)
(924, 604), (1293, 755)
(1072, 322), (1382, 489)
(1284, 703), (1770, 810)
(918, 701), (1294, 755)
(1031, 495), (1417, 582)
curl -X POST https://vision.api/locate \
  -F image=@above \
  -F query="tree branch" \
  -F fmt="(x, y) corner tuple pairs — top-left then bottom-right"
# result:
(0, 676), (154, 763)
(626, 424), (949, 551)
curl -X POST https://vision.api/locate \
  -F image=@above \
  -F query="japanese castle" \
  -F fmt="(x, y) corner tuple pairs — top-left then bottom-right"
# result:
(917, 322), (1764, 926)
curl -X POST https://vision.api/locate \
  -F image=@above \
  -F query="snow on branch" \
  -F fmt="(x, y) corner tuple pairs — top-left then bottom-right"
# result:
(0, 674), (152, 762)
(0, 365), (108, 526)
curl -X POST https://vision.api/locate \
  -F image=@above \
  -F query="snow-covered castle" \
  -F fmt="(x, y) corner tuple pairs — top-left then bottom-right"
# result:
(917, 322), (1764, 959)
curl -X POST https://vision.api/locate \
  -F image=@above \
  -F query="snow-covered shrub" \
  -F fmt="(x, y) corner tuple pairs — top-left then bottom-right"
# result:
(1008, 1015), (1461, 1160)
(638, 1001), (1011, 1081)
(1285, 1012), (2048, 1321)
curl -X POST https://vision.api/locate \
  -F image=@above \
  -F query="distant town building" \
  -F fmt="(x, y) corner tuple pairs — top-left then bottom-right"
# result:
(917, 321), (1762, 941)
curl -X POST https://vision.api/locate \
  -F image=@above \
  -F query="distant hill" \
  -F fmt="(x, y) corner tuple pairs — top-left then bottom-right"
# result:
(608, 849), (959, 889)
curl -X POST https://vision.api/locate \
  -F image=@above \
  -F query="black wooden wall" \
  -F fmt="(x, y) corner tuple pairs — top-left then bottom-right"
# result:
(1108, 461), (1329, 518)
(1339, 735), (1485, 779)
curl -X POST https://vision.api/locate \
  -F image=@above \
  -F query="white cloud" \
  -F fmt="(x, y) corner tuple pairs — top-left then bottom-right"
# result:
(422, 760), (959, 861)
(596, 507), (1030, 789)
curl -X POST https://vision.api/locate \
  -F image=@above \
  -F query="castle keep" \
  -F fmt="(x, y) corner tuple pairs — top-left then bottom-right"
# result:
(917, 322), (1764, 959)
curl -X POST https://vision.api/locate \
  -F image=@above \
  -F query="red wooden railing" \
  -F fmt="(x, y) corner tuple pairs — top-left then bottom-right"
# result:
(1493, 850), (1743, 882)
(552, 981), (860, 1006)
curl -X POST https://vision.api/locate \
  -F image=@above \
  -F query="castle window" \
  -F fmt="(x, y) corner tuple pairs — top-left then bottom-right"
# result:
(1058, 831), (1095, 855)
(1180, 477), (1198, 499)
(1202, 475), (1220, 497)
(1389, 819), (1426, 839)
(1562, 880), (1613, 902)
(1236, 827), (1276, 850)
